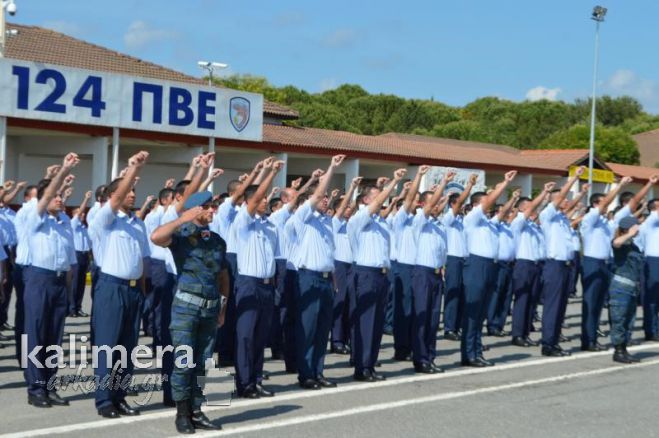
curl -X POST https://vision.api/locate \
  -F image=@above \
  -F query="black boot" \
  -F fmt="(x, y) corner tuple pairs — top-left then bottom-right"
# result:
(191, 409), (221, 430)
(175, 400), (195, 434)
(622, 344), (640, 363)
(612, 344), (632, 364)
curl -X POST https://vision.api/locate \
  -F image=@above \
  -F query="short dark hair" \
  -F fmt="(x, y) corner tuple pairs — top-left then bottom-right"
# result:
(515, 197), (531, 209)
(158, 188), (174, 204)
(24, 185), (37, 200)
(175, 180), (191, 197)
(550, 189), (561, 195)
(243, 184), (259, 202)
(268, 197), (282, 212)
(589, 193), (605, 208)
(36, 179), (51, 200)
(648, 198), (658, 212)
(470, 191), (486, 206)
(419, 191), (433, 204)
(448, 192), (460, 206)
(95, 184), (107, 202)
(227, 180), (241, 194)
(361, 185), (378, 201)
(618, 191), (634, 206)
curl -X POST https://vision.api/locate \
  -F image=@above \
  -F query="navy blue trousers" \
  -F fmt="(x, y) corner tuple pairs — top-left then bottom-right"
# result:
(384, 262), (396, 333)
(510, 260), (542, 338)
(13, 263), (26, 364)
(234, 275), (274, 392)
(295, 269), (333, 381)
(461, 255), (498, 361)
(393, 262), (414, 356)
(269, 259), (287, 356)
(443, 256), (465, 333)
(540, 260), (570, 347)
(580, 256), (610, 347)
(568, 253), (581, 296)
(151, 259), (176, 403)
(68, 251), (90, 314)
(351, 265), (389, 373)
(487, 262), (513, 332)
(281, 269), (298, 371)
(216, 252), (237, 361)
(411, 266), (443, 365)
(331, 260), (353, 349)
(0, 245), (15, 325)
(23, 267), (67, 396)
(92, 273), (143, 409)
(644, 256), (659, 338)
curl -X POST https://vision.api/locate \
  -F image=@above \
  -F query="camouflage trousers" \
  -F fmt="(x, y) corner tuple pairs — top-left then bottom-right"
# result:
(609, 282), (639, 347)
(170, 298), (218, 408)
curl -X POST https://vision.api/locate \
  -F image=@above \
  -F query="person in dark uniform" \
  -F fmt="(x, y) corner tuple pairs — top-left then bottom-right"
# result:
(23, 153), (79, 408)
(151, 187), (229, 433)
(89, 151), (151, 418)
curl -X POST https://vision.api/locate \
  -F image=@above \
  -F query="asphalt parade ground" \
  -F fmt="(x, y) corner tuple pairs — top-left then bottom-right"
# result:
(1, 289), (658, 438)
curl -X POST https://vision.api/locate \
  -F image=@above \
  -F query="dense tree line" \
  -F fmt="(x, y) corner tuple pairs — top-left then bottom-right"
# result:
(216, 75), (659, 165)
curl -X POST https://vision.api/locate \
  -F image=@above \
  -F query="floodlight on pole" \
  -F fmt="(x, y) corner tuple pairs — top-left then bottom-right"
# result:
(586, 5), (607, 201)
(197, 60), (228, 87)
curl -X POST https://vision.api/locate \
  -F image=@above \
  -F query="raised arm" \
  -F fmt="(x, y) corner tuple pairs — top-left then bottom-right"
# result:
(626, 174), (657, 212)
(298, 169), (324, 195)
(565, 183), (589, 213)
(380, 181), (410, 218)
(175, 153), (213, 215)
(36, 153), (80, 216)
(403, 165), (430, 214)
(246, 160), (284, 216)
(2, 181), (23, 204)
(151, 205), (205, 247)
(78, 190), (92, 216)
(109, 151), (149, 213)
(452, 173), (478, 215)
(310, 155), (346, 208)
(423, 170), (455, 216)
(613, 224), (640, 249)
(335, 176), (362, 218)
(497, 189), (521, 221)
(136, 195), (155, 219)
(199, 168), (225, 192)
(553, 166), (584, 208)
(595, 176), (633, 214)
(523, 181), (557, 219)
(369, 168), (407, 216)
(482, 170), (517, 213)
(231, 159), (267, 205)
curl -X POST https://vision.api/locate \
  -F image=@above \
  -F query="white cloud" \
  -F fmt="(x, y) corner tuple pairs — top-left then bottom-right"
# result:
(525, 86), (562, 101)
(319, 78), (338, 92)
(43, 20), (83, 37)
(321, 29), (358, 48)
(124, 21), (177, 50)
(603, 69), (658, 112)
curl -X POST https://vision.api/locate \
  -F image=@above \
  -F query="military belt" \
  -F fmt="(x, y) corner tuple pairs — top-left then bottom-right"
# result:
(611, 275), (637, 288)
(176, 290), (219, 309)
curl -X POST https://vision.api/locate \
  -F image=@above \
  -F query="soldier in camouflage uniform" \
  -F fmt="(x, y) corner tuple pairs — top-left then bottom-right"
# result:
(151, 190), (229, 434)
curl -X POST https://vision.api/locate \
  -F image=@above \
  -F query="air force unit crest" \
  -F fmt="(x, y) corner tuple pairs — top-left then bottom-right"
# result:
(230, 97), (250, 132)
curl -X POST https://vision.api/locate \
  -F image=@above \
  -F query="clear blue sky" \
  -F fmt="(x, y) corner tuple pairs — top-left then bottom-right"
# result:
(10, 0), (659, 113)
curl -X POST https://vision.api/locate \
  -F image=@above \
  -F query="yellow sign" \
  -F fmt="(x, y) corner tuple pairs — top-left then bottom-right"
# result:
(569, 166), (615, 184)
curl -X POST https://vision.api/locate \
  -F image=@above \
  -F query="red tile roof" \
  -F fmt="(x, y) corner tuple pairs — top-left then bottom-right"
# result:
(4, 23), (299, 119)
(606, 162), (658, 183)
(633, 129), (659, 168)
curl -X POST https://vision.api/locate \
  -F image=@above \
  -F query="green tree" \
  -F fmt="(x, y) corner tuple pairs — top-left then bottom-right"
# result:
(539, 124), (640, 165)
(573, 96), (644, 126)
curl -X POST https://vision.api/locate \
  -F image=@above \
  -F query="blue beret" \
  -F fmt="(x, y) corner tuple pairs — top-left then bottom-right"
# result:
(184, 191), (213, 210)
(619, 216), (638, 230)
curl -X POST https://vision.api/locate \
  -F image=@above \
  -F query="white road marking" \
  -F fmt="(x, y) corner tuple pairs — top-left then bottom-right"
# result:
(2, 343), (658, 438)
(190, 358), (659, 437)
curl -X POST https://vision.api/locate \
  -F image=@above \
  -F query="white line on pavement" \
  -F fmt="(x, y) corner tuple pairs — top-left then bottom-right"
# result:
(189, 358), (659, 437)
(2, 343), (658, 438)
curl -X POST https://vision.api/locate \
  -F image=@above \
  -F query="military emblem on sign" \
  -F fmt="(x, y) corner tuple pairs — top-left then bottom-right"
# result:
(229, 97), (250, 132)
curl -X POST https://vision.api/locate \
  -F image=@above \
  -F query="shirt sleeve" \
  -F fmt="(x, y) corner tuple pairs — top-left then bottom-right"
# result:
(349, 208), (373, 233)
(463, 205), (485, 229)
(539, 203), (557, 226)
(295, 200), (314, 224)
(441, 209), (456, 227)
(233, 207), (255, 242)
(412, 213), (428, 241)
(91, 203), (116, 231)
(269, 204), (292, 228)
(580, 208), (600, 231)
(26, 208), (47, 233)
(612, 205), (632, 227)
(510, 215), (525, 235)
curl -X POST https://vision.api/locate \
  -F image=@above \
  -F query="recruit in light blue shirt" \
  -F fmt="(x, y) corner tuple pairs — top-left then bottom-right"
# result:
(497, 221), (516, 262)
(332, 216), (352, 264)
(215, 198), (240, 252)
(580, 208), (615, 260)
(394, 208), (419, 266)
(26, 209), (76, 272)
(511, 213), (540, 261)
(71, 215), (91, 252)
(412, 213), (447, 269)
(234, 205), (278, 279)
(463, 205), (499, 259)
(287, 200), (335, 273)
(269, 204), (293, 260)
(441, 209), (469, 258)
(15, 199), (37, 266)
(347, 205), (391, 269)
(638, 211), (659, 257)
(0, 207), (17, 246)
(539, 203), (573, 261)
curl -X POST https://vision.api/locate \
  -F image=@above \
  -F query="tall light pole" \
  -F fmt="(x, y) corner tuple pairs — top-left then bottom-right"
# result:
(0, 0), (17, 184)
(197, 61), (228, 192)
(587, 5), (607, 200)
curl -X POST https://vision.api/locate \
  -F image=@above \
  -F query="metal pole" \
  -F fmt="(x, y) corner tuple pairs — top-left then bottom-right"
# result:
(207, 70), (214, 192)
(111, 127), (120, 179)
(0, 3), (7, 182)
(587, 20), (601, 201)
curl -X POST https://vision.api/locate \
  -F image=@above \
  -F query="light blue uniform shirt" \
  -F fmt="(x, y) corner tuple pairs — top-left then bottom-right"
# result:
(90, 203), (150, 280)
(87, 201), (101, 225)
(386, 213), (398, 261)
(283, 218), (299, 270)
(394, 208), (419, 266)
(287, 201), (334, 272)
(497, 221), (516, 262)
(145, 205), (178, 274)
(580, 208), (615, 260)
(463, 205), (499, 259)
(59, 212), (77, 265)
(26, 209), (76, 272)
(347, 205), (391, 269)
(215, 198), (240, 252)
(531, 221), (547, 260)
(539, 203), (573, 262)
(15, 198), (37, 266)
(441, 209), (469, 258)
(234, 205), (278, 278)
(511, 213), (541, 261)
(413, 213), (447, 269)
(638, 211), (659, 257)
(269, 204), (293, 260)
(332, 217), (352, 264)
(0, 207), (17, 246)
(71, 215), (91, 252)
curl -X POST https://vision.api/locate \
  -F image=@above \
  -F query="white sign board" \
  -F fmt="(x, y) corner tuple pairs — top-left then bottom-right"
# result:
(0, 58), (263, 141)
(423, 166), (486, 194)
